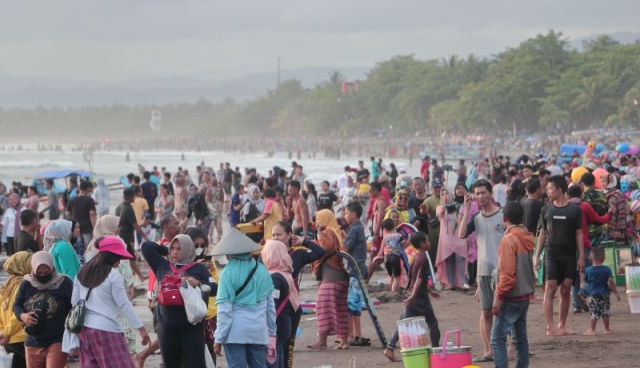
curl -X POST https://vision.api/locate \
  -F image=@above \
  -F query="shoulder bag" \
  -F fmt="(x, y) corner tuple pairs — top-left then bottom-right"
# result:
(65, 288), (93, 333)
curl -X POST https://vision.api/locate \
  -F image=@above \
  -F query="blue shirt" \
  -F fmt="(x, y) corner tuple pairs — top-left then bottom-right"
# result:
(585, 265), (612, 296)
(229, 193), (242, 226)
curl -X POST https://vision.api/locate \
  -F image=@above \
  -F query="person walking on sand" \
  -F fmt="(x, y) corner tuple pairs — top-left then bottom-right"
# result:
(534, 175), (584, 336)
(458, 179), (504, 363)
(581, 247), (620, 336)
(491, 202), (535, 368)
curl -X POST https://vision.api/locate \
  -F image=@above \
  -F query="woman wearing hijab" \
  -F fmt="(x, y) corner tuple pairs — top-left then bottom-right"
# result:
(602, 174), (628, 243)
(2, 193), (22, 256)
(212, 228), (276, 368)
(69, 219), (86, 264)
(242, 185), (266, 223)
(73, 236), (150, 367)
(13, 251), (73, 368)
(308, 209), (349, 350)
(435, 188), (469, 290)
(84, 215), (120, 262)
(44, 219), (81, 280)
(0, 252), (32, 368)
(186, 227), (220, 365)
(142, 234), (216, 368)
(93, 178), (111, 218)
(261, 240), (300, 368)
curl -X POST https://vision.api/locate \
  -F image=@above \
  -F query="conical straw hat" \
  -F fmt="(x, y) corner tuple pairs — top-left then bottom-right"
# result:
(211, 228), (262, 256)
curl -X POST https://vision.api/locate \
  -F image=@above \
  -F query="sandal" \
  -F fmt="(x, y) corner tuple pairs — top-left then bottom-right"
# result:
(473, 355), (495, 363)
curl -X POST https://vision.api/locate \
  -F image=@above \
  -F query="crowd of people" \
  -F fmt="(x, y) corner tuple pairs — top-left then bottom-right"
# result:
(0, 144), (638, 368)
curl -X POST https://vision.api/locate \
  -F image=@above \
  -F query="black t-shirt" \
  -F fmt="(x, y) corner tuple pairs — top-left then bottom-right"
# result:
(507, 179), (525, 202)
(17, 230), (38, 253)
(118, 202), (137, 240)
(540, 203), (582, 259)
(66, 195), (96, 233)
(317, 192), (338, 211)
(357, 168), (370, 181)
(408, 195), (427, 216)
(521, 198), (544, 235)
(224, 169), (234, 183)
(433, 167), (444, 182)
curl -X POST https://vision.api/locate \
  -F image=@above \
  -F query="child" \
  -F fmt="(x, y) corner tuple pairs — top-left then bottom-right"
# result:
(384, 231), (441, 362)
(381, 218), (405, 292)
(581, 247), (620, 335)
(343, 202), (371, 347)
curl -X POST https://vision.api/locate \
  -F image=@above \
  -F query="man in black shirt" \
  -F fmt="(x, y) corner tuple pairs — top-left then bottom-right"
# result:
(223, 162), (234, 197)
(356, 160), (370, 182)
(65, 180), (96, 245)
(17, 209), (40, 252)
(534, 175), (584, 336)
(317, 181), (340, 211)
(119, 188), (149, 281)
(521, 179), (544, 235)
(408, 177), (428, 215)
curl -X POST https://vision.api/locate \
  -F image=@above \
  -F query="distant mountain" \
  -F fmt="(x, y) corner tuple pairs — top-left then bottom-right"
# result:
(568, 31), (640, 51)
(0, 66), (369, 108)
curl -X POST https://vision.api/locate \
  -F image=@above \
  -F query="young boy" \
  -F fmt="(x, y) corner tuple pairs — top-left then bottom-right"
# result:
(381, 218), (404, 292)
(581, 247), (620, 335)
(384, 231), (441, 362)
(343, 202), (370, 347)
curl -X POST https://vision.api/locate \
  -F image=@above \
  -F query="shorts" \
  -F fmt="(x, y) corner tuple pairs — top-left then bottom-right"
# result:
(347, 277), (365, 316)
(384, 254), (401, 277)
(224, 182), (232, 195)
(478, 276), (494, 311)
(544, 254), (576, 282)
(589, 294), (611, 320)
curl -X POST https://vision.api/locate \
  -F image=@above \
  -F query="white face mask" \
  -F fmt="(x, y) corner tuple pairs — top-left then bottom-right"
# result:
(195, 248), (204, 256)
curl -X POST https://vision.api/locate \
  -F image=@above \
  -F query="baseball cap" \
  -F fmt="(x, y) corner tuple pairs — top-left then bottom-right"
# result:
(431, 178), (443, 188)
(98, 236), (134, 260)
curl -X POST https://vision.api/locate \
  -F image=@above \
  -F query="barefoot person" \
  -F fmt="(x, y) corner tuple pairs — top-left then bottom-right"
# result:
(491, 202), (535, 368)
(384, 231), (441, 362)
(534, 175), (584, 336)
(581, 247), (620, 336)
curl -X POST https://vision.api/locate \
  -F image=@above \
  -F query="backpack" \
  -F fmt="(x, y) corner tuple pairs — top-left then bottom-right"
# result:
(583, 189), (608, 216)
(242, 200), (261, 223)
(158, 263), (197, 307)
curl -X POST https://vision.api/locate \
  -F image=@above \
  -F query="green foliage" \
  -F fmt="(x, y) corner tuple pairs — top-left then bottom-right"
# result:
(1, 30), (639, 139)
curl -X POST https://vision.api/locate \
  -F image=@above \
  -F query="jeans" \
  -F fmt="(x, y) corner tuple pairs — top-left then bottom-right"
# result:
(572, 247), (592, 308)
(445, 253), (468, 287)
(223, 343), (267, 368)
(388, 301), (441, 350)
(491, 300), (530, 368)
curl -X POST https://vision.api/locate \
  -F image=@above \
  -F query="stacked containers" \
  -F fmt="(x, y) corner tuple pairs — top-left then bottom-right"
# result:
(397, 317), (430, 368)
(626, 263), (640, 313)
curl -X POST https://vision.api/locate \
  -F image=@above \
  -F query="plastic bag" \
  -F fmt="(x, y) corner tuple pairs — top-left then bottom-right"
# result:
(205, 343), (215, 368)
(0, 349), (13, 368)
(180, 279), (207, 325)
(62, 329), (80, 354)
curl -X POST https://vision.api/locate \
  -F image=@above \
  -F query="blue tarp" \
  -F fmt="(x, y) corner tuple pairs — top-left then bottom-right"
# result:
(559, 144), (586, 156)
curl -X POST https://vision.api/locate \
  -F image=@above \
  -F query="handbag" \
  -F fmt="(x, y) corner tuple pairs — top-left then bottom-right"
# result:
(158, 263), (197, 307)
(428, 216), (439, 228)
(65, 288), (92, 333)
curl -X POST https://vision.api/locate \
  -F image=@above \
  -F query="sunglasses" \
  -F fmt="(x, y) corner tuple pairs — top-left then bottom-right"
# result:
(194, 242), (207, 248)
(398, 196), (408, 200)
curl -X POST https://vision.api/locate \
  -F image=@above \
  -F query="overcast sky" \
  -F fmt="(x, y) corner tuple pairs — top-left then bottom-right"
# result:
(2, 0), (638, 81)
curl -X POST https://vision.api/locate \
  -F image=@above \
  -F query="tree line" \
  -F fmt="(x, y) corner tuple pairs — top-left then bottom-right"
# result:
(1, 30), (639, 140)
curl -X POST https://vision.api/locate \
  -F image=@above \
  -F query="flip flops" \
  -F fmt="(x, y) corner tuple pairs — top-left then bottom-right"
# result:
(473, 355), (495, 363)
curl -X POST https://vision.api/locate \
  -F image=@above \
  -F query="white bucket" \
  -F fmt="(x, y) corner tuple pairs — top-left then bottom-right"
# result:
(627, 290), (640, 314)
(0, 353), (13, 368)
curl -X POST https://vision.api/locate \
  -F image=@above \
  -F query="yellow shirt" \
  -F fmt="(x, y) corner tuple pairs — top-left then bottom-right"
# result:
(132, 197), (149, 224)
(263, 199), (283, 242)
(0, 287), (27, 344)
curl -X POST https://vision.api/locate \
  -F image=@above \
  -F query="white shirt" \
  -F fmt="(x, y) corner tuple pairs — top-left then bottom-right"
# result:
(337, 174), (348, 197)
(72, 268), (143, 333)
(1, 208), (18, 237)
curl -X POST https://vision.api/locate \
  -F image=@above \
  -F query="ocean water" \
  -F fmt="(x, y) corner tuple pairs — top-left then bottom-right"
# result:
(0, 145), (420, 188)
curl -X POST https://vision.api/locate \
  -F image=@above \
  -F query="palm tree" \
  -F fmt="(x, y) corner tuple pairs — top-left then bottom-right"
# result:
(571, 75), (618, 125)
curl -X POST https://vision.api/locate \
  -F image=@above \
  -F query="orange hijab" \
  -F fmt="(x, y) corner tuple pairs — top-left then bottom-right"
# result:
(312, 210), (346, 276)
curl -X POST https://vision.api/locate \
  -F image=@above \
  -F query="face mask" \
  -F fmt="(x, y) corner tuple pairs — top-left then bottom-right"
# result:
(35, 273), (53, 284)
(195, 248), (204, 256)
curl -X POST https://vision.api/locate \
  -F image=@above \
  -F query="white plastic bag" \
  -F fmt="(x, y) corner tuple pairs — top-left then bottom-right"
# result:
(180, 281), (207, 324)
(0, 348), (13, 368)
(62, 329), (80, 354)
(205, 344), (215, 368)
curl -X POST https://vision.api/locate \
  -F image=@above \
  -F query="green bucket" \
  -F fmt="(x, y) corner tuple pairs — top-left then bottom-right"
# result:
(401, 347), (430, 368)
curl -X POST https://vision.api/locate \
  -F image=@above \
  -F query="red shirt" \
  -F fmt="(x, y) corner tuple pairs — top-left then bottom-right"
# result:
(420, 162), (430, 179)
(578, 201), (610, 249)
